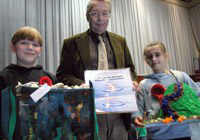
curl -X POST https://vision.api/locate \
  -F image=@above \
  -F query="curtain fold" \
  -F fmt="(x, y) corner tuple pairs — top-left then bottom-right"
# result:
(0, 0), (199, 75)
(190, 4), (200, 58)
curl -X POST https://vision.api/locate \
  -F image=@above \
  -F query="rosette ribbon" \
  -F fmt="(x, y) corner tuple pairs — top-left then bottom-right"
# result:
(151, 84), (166, 104)
(39, 76), (53, 86)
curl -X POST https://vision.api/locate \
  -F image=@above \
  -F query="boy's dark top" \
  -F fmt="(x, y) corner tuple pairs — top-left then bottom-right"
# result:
(0, 64), (58, 139)
(0, 64), (57, 91)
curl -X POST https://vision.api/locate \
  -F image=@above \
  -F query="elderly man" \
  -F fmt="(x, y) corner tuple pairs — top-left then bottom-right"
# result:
(56, 0), (137, 139)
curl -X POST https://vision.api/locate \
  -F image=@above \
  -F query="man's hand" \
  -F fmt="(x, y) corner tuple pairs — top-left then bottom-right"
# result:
(134, 116), (144, 127)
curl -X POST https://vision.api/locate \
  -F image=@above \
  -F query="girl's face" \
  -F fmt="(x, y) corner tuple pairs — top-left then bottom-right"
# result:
(144, 45), (168, 73)
(11, 39), (42, 68)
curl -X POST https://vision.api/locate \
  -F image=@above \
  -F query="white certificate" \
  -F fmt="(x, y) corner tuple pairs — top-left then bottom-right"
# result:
(85, 68), (138, 114)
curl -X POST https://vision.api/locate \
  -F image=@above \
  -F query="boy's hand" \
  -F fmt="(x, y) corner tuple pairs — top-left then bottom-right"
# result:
(134, 116), (144, 127)
(80, 83), (86, 86)
(80, 83), (90, 88)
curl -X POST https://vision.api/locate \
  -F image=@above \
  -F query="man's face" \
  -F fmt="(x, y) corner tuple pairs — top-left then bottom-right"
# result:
(87, 1), (110, 35)
(11, 39), (42, 67)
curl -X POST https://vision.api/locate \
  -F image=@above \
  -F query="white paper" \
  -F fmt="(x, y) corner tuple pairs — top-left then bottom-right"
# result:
(85, 68), (138, 114)
(30, 84), (51, 102)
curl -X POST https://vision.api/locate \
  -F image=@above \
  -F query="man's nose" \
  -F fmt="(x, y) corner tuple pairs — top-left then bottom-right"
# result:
(97, 13), (104, 20)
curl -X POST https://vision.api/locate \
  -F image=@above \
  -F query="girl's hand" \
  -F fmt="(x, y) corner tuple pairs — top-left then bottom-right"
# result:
(132, 81), (141, 93)
(134, 116), (144, 127)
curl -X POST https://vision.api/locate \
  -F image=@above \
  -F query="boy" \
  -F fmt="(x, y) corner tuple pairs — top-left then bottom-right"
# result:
(0, 26), (57, 139)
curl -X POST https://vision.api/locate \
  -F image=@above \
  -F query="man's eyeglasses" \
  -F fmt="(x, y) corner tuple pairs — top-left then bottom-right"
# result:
(89, 11), (110, 18)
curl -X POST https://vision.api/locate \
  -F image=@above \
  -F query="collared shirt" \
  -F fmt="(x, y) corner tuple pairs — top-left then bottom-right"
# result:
(88, 30), (115, 70)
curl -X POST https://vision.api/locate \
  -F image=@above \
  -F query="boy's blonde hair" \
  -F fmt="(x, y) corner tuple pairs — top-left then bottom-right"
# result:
(144, 41), (167, 57)
(11, 26), (43, 46)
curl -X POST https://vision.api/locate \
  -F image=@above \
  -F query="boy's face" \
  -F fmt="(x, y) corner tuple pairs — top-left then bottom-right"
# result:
(145, 45), (168, 73)
(11, 39), (42, 68)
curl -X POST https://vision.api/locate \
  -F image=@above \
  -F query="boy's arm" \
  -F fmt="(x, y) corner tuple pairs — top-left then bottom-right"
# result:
(0, 76), (6, 138)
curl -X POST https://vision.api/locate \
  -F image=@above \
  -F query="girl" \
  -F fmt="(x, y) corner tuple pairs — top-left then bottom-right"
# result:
(132, 41), (200, 126)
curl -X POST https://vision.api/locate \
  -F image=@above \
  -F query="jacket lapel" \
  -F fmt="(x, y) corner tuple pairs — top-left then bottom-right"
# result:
(76, 31), (91, 70)
(108, 32), (123, 68)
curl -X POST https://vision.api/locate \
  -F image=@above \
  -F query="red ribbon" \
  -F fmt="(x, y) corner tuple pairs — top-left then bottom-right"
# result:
(151, 84), (166, 104)
(39, 76), (53, 86)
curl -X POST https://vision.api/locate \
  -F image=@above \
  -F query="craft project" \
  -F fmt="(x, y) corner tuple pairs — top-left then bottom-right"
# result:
(161, 82), (200, 119)
(1, 86), (96, 140)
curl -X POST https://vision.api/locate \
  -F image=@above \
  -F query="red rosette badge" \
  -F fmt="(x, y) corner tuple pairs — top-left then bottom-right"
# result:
(151, 84), (166, 104)
(39, 76), (53, 86)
